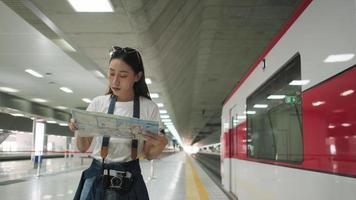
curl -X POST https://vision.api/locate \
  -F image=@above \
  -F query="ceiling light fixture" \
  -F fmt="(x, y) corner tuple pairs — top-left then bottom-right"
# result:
(67, 0), (114, 12)
(324, 53), (354, 63)
(267, 95), (286, 99)
(32, 98), (48, 103)
(60, 87), (73, 93)
(0, 87), (19, 93)
(244, 111), (256, 115)
(165, 124), (183, 145)
(82, 98), (92, 103)
(10, 113), (24, 117)
(159, 110), (167, 114)
(151, 93), (159, 98)
(160, 115), (170, 119)
(56, 106), (67, 110)
(289, 80), (310, 86)
(253, 104), (268, 108)
(145, 78), (152, 84)
(25, 69), (43, 78)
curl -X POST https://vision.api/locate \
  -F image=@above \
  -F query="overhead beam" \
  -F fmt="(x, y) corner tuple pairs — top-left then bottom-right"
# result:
(0, 112), (32, 132)
(0, 92), (71, 122)
(0, 112), (73, 136)
(0, 92), (73, 136)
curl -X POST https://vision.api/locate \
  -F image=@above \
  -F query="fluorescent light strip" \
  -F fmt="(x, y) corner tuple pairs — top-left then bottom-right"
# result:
(157, 103), (164, 108)
(159, 110), (167, 114)
(59, 123), (68, 126)
(162, 119), (172, 122)
(82, 98), (92, 103)
(244, 111), (256, 115)
(32, 98), (48, 103)
(160, 115), (170, 119)
(0, 87), (19, 93)
(56, 106), (67, 110)
(165, 124), (183, 145)
(324, 54), (354, 63)
(151, 93), (159, 98)
(10, 113), (24, 117)
(145, 78), (152, 84)
(267, 95), (286, 99)
(253, 104), (268, 108)
(47, 120), (57, 124)
(289, 80), (310, 86)
(60, 87), (73, 93)
(67, 0), (114, 12)
(25, 69), (43, 78)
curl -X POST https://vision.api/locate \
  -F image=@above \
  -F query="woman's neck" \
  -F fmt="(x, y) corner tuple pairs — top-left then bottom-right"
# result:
(116, 90), (135, 102)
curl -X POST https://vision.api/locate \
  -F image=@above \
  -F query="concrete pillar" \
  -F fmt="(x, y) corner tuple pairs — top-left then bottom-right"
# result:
(65, 136), (72, 158)
(32, 118), (45, 169)
(43, 134), (48, 152)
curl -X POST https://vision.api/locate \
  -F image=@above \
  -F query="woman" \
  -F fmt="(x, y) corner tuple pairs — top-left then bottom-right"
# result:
(69, 46), (168, 200)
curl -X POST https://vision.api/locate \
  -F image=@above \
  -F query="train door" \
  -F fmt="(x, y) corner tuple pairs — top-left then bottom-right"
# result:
(228, 105), (238, 193)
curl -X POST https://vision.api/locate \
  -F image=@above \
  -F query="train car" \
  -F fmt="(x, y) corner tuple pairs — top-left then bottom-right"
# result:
(221, 0), (356, 199)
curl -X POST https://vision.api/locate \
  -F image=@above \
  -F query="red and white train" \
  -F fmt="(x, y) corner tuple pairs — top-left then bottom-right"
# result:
(220, 0), (356, 199)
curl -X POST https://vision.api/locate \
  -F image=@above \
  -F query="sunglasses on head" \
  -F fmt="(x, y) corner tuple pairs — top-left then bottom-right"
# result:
(109, 46), (142, 66)
(111, 46), (137, 54)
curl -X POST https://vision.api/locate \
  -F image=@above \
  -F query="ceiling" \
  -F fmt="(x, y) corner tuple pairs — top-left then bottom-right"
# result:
(0, 0), (302, 146)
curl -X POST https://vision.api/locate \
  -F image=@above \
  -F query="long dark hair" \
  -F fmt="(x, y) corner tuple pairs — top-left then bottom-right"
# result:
(106, 47), (151, 100)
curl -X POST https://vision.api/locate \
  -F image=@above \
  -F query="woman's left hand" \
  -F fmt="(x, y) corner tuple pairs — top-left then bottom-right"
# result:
(143, 132), (168, 160)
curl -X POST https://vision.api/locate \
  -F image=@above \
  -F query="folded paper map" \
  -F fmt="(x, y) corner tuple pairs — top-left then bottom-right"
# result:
(71, 109), (159, 139)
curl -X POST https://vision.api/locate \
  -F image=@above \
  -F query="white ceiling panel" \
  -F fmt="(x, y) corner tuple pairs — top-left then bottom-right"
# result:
(0, 0), (302, 146)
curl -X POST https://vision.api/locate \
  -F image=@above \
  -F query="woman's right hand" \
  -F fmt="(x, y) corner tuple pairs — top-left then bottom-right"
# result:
(69, 118), (78, 133)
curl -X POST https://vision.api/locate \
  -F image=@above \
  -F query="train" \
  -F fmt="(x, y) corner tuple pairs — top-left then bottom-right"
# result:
(220, 0), (356, 199)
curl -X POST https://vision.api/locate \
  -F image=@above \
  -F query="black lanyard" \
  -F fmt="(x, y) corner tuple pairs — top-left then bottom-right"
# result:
(100, 95), (140, 162)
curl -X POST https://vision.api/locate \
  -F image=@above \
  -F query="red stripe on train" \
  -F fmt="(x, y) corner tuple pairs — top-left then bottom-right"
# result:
(302, 67), (356, 176)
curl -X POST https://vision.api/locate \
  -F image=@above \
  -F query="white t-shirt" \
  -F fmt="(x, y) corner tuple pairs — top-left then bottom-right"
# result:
(78, 95), (161, 163)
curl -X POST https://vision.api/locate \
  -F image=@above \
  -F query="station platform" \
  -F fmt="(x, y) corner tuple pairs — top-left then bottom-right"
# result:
(0, 152), (230, 200)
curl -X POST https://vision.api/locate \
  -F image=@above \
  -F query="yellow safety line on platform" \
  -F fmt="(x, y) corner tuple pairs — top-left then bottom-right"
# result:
(185, 155), (209, 200)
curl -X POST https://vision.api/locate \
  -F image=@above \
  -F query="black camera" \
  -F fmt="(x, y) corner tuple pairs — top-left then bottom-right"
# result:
(103, 170), (134, 194)
(110, 173), (124, 189)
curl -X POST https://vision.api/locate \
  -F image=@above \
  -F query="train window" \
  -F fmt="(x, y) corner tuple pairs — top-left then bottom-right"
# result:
(246, 54), (303, 163)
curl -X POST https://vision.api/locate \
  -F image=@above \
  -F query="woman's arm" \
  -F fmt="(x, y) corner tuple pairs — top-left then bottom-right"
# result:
(142, 132), (168, 160)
